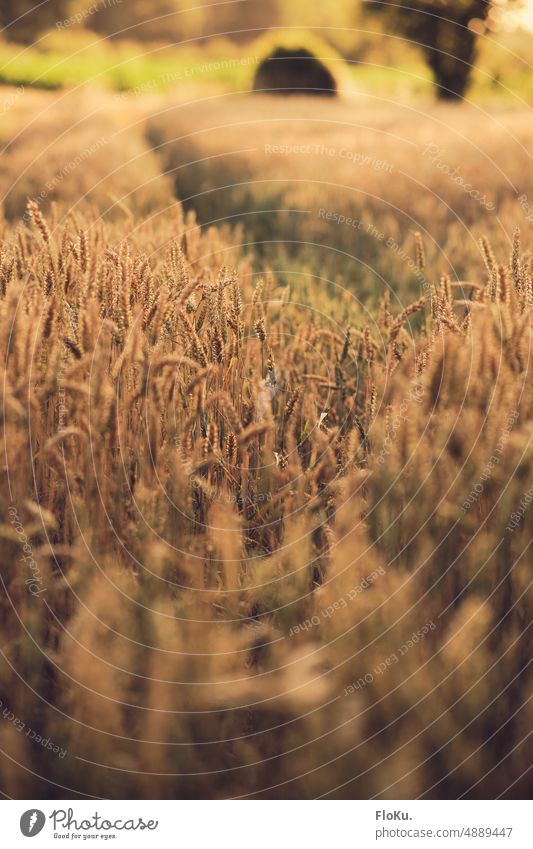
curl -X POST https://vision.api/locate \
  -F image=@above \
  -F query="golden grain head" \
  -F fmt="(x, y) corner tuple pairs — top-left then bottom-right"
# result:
(0, 204), (530, 801)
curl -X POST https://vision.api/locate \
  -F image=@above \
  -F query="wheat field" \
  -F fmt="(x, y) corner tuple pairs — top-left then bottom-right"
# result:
(0, 195), (530, 799)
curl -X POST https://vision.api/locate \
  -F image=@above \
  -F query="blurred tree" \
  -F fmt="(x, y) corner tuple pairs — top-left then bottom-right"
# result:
(87, 0), (279, 42)
(0, 0), (67, 43)
(201, 0), (280, 41)
(87, 0), (200, 42)
(365, 0), (519, 99)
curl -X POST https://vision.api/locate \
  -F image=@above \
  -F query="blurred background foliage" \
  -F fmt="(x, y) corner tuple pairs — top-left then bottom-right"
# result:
(0, 0), (531, 102)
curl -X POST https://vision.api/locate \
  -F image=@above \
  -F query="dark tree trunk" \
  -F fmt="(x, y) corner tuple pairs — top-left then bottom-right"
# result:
(429, 50), (475, 100)
(427, 24), (478, 101)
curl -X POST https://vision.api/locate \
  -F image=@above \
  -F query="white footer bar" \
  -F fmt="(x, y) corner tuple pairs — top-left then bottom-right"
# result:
(2, 800), (529, 848)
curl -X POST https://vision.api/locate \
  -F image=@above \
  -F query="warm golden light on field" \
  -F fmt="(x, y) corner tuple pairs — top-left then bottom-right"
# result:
(0, 0), (530, 825)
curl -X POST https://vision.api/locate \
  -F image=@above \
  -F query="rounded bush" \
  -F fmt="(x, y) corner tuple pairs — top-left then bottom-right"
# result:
(253, 46), (337, 97)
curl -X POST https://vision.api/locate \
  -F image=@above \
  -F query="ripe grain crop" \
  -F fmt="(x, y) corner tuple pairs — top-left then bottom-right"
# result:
(0, 203), (530, 799)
